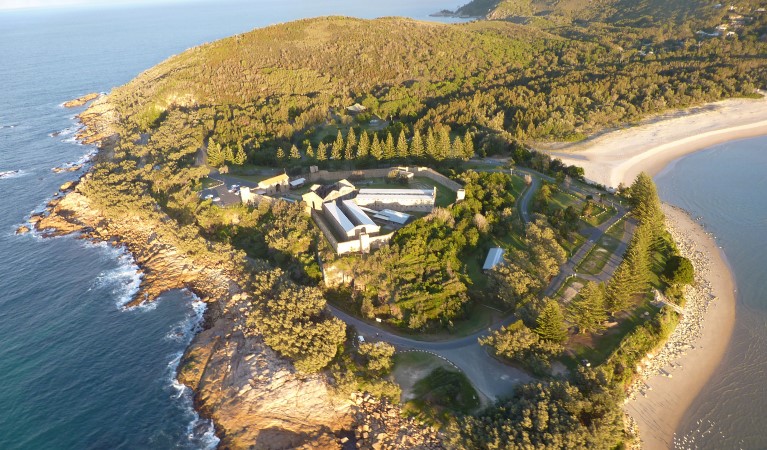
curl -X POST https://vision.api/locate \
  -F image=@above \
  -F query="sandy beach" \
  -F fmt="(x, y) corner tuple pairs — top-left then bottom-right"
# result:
(624, 205), (736, 449)
(540, 95), (767, 188)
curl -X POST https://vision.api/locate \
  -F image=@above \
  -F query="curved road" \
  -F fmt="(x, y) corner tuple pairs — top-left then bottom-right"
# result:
(328, 304), (532, 401)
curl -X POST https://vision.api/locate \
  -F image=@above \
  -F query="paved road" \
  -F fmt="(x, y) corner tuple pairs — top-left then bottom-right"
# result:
(517, 174), (540, 224)
(328, 305), (531, 401)
(544, 212), (636, 298)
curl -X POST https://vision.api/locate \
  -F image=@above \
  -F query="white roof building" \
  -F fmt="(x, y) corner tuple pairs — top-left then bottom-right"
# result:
(341, 200), (380, 235)
(371, 209), (410, 225)
(323, 201), (356, 239)
(483, 247), (505, 271)
(354, 187), (436, 212)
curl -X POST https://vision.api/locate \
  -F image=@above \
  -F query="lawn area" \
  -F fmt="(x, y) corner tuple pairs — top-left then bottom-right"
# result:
(582, 203), (617, 227)
(560, 231), (587, 256)
(575, 221), (625, 275)
(393, 352), (480, 425)
(548, 189), (582, 212)
(562, 299), (661, 369)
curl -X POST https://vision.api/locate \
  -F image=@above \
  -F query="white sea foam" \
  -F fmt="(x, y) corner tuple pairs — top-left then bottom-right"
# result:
(89, 242), (143, 309)
(166, 297), (220, 450)
(0, 169), (26, 180)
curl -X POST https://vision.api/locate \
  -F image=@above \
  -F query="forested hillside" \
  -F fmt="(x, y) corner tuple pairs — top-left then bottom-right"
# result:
(454, 0), (763, 29)
(106, 15), (767, 168)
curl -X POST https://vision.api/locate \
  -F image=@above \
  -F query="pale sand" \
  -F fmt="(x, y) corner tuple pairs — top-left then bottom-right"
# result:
(540, 95), (767, 188)
(625, 205), (736, 449)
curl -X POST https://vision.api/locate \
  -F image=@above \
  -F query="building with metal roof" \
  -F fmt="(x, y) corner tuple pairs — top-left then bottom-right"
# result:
(340, 200), (380, 234)
(354, 187), (436, 212)
(483, 247), (505, 271)
(323, 201), (356, 239)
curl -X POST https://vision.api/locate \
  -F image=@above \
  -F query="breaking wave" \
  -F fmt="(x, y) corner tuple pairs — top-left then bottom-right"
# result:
(88, 242), (143, 309)
(166, 295), (220, 450)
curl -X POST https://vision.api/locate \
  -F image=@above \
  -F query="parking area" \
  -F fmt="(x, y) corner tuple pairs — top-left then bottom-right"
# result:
(199, 176), (255, 207)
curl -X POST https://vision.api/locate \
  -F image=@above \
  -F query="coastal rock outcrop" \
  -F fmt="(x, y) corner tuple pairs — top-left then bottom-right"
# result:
(63, 92), (100, 108)
(35, 154), (355, 449)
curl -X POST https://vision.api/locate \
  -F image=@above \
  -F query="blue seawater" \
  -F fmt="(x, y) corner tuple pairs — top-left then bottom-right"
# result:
(0, 1), (462, 448)
(656, 139), (767, 449)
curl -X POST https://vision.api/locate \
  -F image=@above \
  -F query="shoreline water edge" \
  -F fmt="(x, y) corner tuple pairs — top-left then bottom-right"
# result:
(537, 98), (763, 448)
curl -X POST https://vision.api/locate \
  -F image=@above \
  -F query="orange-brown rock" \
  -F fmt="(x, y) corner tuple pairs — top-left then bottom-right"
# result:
(63, 92), (100, 108)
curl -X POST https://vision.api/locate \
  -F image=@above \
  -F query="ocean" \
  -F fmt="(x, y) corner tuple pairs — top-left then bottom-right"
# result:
(0, 1), (463, 448)
(656, 140), (767, 449)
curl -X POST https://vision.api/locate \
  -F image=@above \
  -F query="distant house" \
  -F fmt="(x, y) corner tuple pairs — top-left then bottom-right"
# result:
(346, 103), (367, 114)
(289, 177), (306, 189)
(482, 247), (505, 271)
(257, 173), (289, 194)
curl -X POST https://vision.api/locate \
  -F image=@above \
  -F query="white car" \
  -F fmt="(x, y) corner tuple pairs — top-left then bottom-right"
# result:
(213, 197), (221, 202)
(204, 194), (214, 199)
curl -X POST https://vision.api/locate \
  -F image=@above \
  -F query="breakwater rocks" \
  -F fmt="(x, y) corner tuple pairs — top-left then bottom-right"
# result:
(627, 208), (720, 400)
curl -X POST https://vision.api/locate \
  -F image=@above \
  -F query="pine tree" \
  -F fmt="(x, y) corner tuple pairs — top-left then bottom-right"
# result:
(207, 140), (225, 167)
(535, 299), (567, 343)
(396, 130), (409, 158)
(289, 144), (301, 160)
(451, 135), (464, 159)
(345, 128), (357, 160)
(606, 261), (633, 313)
(463, 130), (475, 159)
(410, 129), (424, 158)
(383, 132), (395, 160)
(625, 224), (652, 296)
(425, 128), (437, 159)
(331, 130), (344, 160)
(370, 134), (383, 160)
(317, 142), (328, 161)
(629, 172), (665, 247)
(567, 281), (607, 334)
(437, 127), (451, 160)
(305, 142), (315, 160)
(232, 143), (247, 165)
(276, 147), (286, 161)
(357, 131), (370, 158)
(224, 144), (235, 164)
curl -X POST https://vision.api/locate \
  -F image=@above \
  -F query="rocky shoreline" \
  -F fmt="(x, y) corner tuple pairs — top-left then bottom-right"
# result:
(627, 206), (718, 400)
(33, 95), (441, 449)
